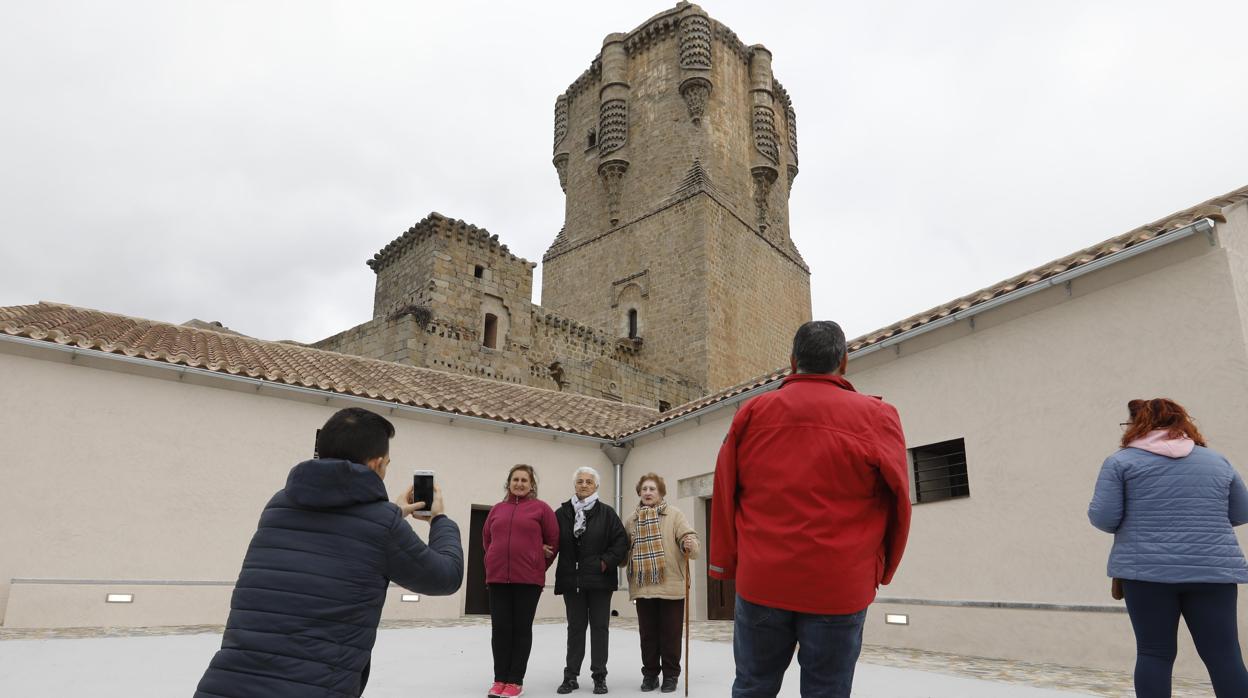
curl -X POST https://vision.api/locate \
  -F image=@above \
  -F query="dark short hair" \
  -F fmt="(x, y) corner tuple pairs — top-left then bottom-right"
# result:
(791, 321), (847, 374)
(315, 408), (395, 465)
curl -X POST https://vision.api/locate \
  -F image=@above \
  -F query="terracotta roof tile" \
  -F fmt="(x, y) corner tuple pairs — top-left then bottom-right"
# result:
(0, 302), (654, 439)
(5, 187), (1243, 441)
(616, 367), (791, 438)
(848, 185), (1248, 353)
(621, 183), (1248, 435)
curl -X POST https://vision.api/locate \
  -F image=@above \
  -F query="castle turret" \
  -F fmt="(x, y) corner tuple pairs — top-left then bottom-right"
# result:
(542, 2), (811, 392)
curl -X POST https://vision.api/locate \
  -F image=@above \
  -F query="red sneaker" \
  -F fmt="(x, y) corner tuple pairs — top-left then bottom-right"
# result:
(500, 683), (526, 697)
(488, 681), (506, 697)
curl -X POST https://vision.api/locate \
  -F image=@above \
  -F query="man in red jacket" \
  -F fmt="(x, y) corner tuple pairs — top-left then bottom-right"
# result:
(709, 321), (911, 698)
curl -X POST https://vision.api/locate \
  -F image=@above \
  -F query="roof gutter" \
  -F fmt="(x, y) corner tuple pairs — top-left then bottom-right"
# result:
(617, 216), (1215, 443)
(0, 334), (616, 445)
(618, 378), (784, 442)
(849, 217), (1215, 359)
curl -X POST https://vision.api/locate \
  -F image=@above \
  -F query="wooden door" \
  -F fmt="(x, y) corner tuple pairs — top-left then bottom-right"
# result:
(465, 507), (491, 615)
(705, 498), (736, 620)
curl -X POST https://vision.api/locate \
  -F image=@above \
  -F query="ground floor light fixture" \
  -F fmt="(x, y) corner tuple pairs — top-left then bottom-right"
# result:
(400, 594), (420, 602)
(105, 593), (133, 604)
(885, 613), (909, 625)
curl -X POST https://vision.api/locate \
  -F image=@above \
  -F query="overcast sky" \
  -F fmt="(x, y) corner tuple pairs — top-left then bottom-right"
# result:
(3, 0), (1246, 343)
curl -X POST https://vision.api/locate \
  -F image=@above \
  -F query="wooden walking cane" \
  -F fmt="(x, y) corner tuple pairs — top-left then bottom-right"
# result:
(683, 553), (691, 697)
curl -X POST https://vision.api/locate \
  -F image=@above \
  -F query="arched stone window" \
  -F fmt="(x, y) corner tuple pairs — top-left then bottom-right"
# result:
(483, 313), (498, 349)
(614, 282), (645, 339)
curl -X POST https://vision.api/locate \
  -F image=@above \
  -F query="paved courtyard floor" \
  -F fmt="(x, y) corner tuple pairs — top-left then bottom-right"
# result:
(0, 619), (1215, 697)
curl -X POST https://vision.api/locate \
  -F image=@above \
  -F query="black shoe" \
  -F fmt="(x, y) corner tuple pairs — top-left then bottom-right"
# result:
(640, 675), (659, 692)
(593, 679), (608, 694)
(557, 677), (578, 694)
(660, 676), (678, 693)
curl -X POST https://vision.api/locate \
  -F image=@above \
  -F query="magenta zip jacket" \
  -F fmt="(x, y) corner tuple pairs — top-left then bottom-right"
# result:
(482, 494), (560, 586)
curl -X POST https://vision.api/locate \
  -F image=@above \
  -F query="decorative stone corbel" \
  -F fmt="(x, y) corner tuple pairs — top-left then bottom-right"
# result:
(599, 159), (630, 227)
(679, 76), (712, 124)
(752, 166), (778, 232)
(552, 153), (569, 193)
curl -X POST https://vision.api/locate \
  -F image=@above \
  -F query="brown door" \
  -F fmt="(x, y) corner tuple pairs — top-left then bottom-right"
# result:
(465, 507), (491, 615)
(705, 498), (736, 620)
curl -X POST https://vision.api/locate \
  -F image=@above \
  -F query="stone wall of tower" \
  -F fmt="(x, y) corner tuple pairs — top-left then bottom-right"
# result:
(703, 198), (812, 389)
(544, 195), (714, 386)
(543, 2), (810, 392)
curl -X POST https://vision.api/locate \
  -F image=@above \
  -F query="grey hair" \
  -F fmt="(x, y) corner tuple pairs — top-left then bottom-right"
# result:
(573, 466), (601, 485)
(791, 320), (847, 374)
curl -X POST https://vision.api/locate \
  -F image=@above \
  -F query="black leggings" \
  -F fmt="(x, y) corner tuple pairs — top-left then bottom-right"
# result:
(1123, 580), (1248, 697)
(490, 583), (544, 685)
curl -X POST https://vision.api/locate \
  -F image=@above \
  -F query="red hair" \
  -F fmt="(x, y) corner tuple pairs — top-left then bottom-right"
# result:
(1121, 398), (1207, 448)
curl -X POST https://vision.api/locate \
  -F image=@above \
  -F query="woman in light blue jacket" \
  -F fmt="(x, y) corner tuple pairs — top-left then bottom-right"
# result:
(1089, 398), (1248, 697)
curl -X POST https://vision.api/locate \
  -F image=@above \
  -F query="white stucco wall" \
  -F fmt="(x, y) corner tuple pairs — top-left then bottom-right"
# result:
(623, 223), (1248, 678)
(0, 344), (619, 627)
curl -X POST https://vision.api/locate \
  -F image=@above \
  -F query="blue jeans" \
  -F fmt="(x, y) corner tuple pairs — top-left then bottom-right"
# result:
(732, 596), (867, 698)
(1122, 580), (1248, 698)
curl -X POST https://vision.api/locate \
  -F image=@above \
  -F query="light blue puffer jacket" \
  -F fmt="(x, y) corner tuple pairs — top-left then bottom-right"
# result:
(1089, 443), (1248, 583)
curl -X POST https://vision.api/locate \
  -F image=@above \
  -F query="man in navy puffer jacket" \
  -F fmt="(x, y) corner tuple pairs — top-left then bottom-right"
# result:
(195, 407), (464, 697)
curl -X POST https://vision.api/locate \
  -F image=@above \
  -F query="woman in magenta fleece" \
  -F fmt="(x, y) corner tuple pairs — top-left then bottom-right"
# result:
(482, 464), (560, 698)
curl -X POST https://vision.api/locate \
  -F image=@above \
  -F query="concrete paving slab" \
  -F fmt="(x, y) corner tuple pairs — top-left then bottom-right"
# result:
(0, 624), (1095, 697)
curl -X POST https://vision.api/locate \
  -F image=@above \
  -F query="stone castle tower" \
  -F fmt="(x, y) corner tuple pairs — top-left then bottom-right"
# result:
(543, 3), (811, 391)
(315, 3), (812, 409)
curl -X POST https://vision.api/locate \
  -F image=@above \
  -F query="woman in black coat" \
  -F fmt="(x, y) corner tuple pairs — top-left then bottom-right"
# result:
(554, 466), (630, 695)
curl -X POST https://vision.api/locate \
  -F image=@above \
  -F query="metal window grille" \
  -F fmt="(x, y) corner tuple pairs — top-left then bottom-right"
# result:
(911, 438), (969, 503)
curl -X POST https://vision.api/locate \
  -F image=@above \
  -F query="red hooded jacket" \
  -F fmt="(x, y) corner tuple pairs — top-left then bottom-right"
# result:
(483, 494), (559, 586)
(709, 373), (911, 615)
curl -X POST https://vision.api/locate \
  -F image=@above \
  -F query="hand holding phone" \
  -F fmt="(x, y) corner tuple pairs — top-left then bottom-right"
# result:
(412, 470), (435, 518)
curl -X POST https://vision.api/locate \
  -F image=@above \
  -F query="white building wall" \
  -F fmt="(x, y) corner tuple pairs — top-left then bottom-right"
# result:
(622, 224), (1248, 678)
(0, 345), (619, 627)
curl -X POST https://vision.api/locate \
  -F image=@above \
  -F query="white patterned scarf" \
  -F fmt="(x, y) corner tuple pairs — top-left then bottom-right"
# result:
(571, 493), (599, 538)
(631, 503), (667, 587)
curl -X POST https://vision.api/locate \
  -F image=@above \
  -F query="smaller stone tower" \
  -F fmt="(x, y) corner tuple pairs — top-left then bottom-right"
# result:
(315, 213), (706, 407)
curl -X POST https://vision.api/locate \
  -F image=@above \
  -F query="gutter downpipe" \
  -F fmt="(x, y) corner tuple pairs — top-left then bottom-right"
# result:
(618, 217), (1215, 442)
(600, 441), (632, 587)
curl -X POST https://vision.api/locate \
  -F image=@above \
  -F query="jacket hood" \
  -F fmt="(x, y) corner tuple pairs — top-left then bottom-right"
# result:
(1127, 430), (1196, 459)
(285, 458), (388, 508)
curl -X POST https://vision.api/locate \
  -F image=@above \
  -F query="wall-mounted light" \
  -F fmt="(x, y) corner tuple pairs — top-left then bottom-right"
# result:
(885, 613), (909, 625)
(401, 594), (420, 602)
(105, 593), (134, 604)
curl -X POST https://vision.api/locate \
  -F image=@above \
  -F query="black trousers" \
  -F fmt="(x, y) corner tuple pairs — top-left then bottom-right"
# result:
(563, 589), (613, 680)
(490, 583), (543, 685)
(636, 597), (685, 680)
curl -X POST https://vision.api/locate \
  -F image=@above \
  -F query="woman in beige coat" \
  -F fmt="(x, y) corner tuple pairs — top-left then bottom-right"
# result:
(621, 472), (699, 693)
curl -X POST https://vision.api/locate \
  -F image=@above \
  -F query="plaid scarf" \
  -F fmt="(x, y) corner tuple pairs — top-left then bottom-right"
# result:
(631, 503), (667, 587)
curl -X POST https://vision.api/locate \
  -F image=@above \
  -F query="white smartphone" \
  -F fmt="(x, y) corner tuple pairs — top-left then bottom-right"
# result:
(412, 470), (435, 518)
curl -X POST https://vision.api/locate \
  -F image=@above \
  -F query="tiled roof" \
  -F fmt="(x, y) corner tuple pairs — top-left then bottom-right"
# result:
(0, 303), (654, 439)
(622, 183), (1248, 436)
(848, 184), (1248, 352)
(617, 368), (790, 438)
(6, 186), (1244, 442)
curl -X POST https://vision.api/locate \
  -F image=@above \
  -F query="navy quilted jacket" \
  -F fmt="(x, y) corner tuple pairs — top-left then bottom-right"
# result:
(195, 459), (464, 697)
(1088, 445), (1248, 583)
